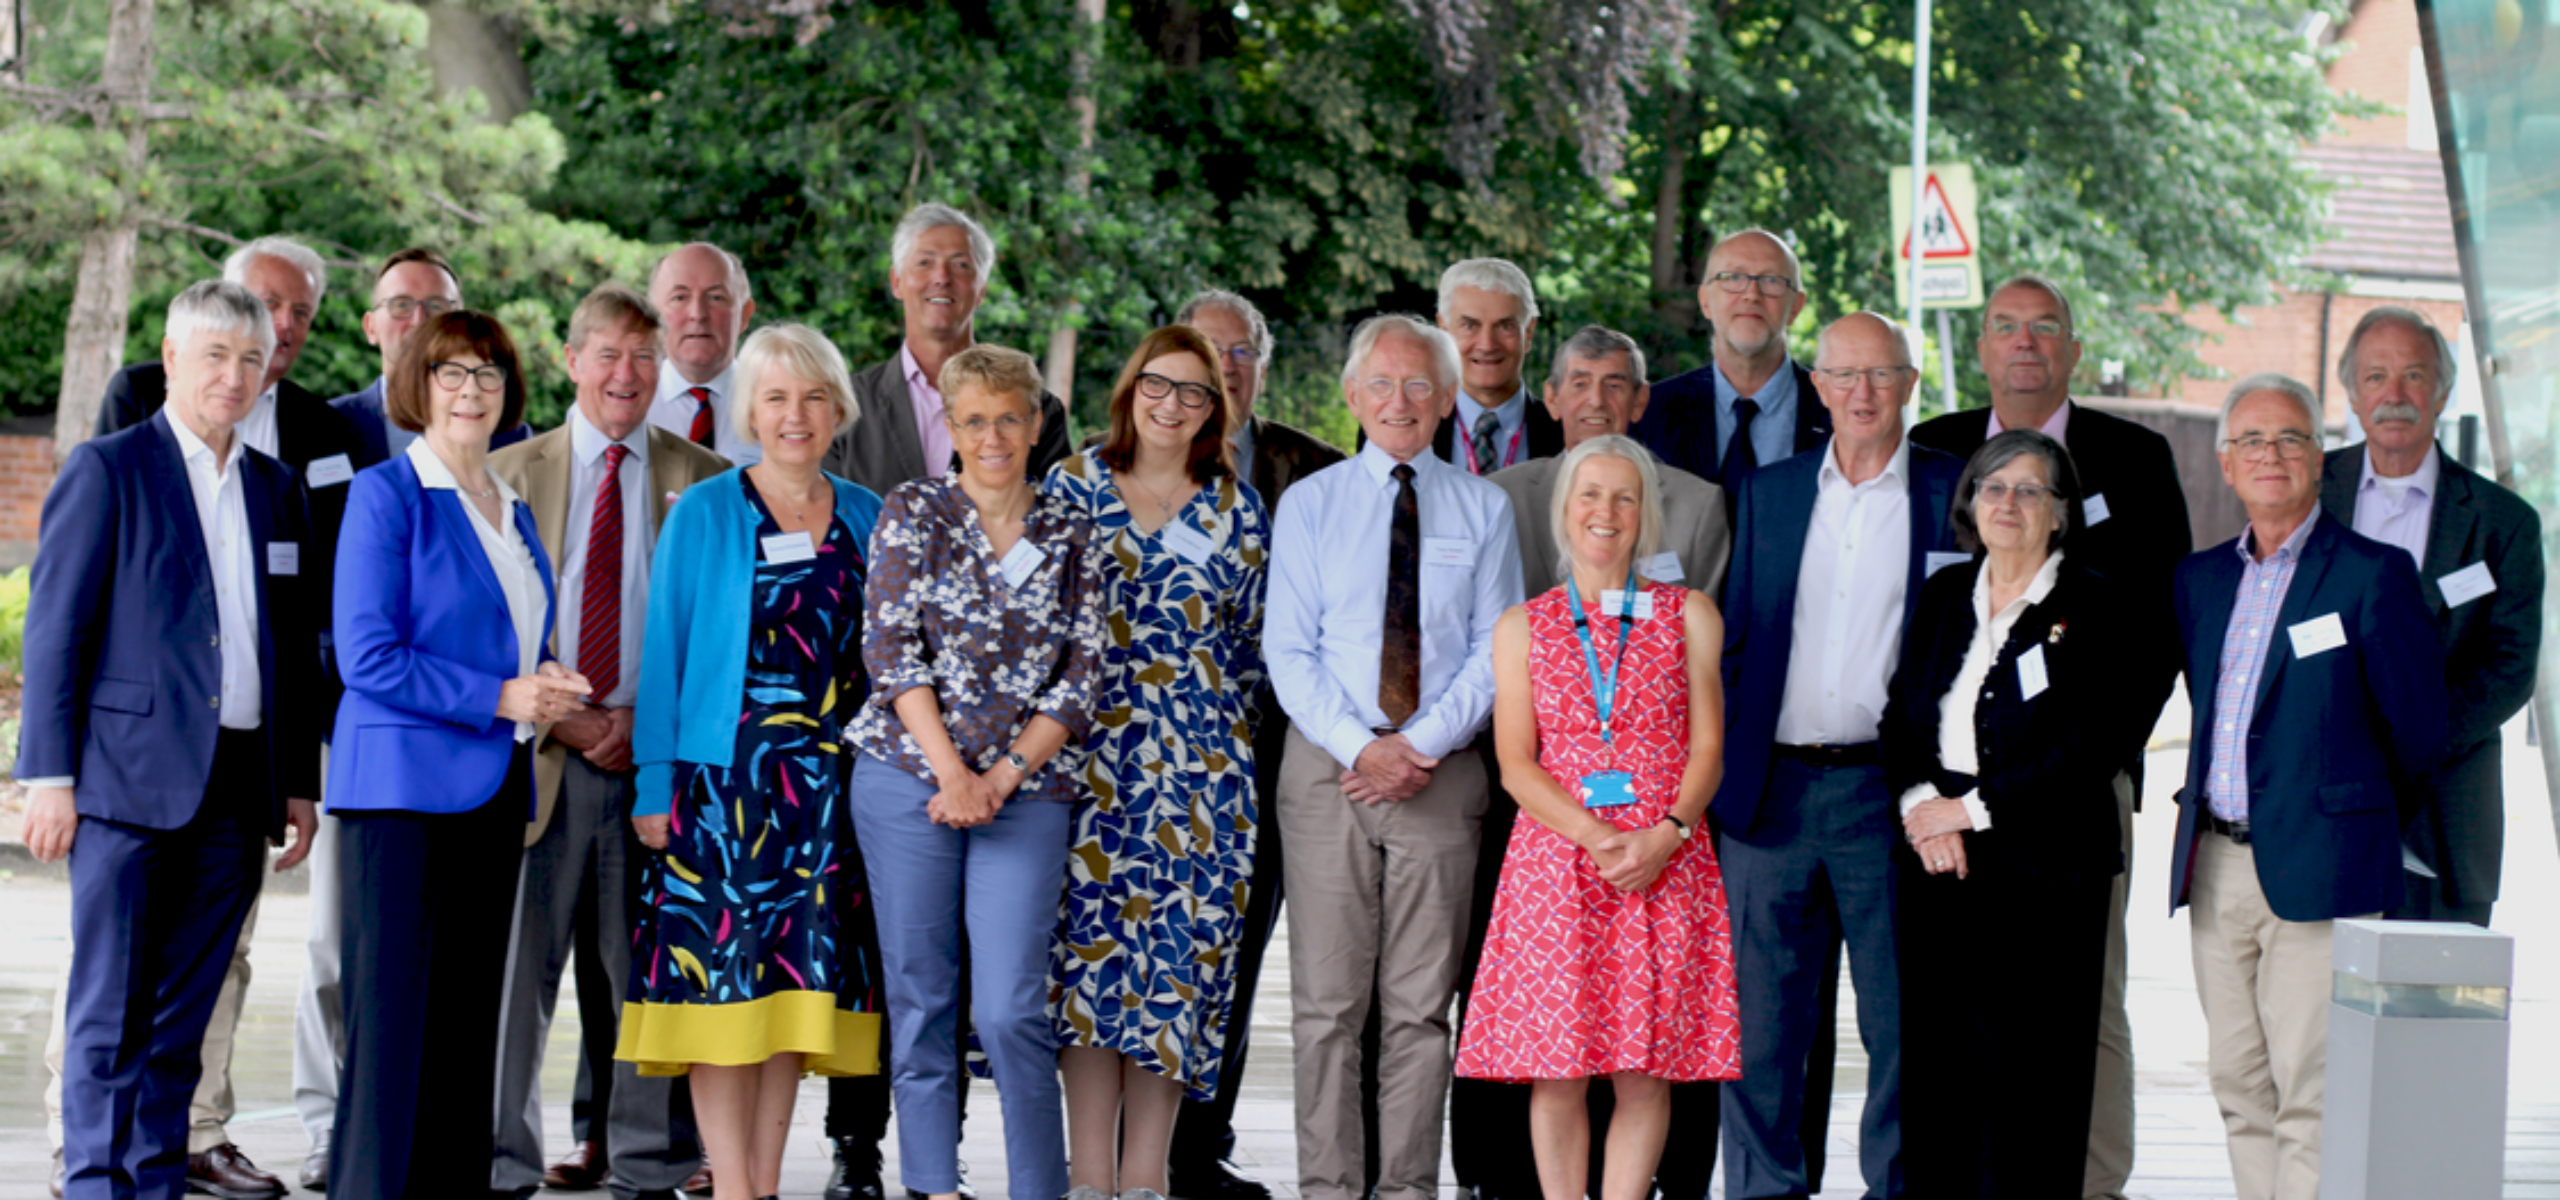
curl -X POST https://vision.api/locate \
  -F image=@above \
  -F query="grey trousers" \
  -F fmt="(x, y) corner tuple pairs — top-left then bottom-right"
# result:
(293, 812), (345, 1149)
(490, 752), (699, 1195)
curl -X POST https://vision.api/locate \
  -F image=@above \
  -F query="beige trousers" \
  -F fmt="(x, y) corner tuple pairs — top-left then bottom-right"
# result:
(1278, 726), (1488, 1200)
(47, 894), (257, 1156)
(2084, 772), (2137, 1199)
(2188, 833), (2338, 1200)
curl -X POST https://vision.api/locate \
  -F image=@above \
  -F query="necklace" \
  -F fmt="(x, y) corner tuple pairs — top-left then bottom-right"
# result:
(755, 466), (825, 528)
(1123, 464), (1195, 520)
(455, 475), (497, 500)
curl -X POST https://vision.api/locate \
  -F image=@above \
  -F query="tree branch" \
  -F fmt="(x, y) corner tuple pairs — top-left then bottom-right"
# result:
(138, 214), (368, 270)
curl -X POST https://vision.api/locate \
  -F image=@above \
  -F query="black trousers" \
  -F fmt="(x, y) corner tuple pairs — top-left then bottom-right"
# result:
(332, 746), (528, 1199)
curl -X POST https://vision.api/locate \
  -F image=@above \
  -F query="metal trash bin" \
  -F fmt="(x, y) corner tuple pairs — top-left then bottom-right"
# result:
(2323, 918), (2512, 1199)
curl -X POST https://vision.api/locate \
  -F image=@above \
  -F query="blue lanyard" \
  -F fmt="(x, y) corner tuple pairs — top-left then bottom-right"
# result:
(1566, 573), (1639, 745)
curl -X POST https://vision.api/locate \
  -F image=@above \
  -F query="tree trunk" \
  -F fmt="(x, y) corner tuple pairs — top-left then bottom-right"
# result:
(1042, 0), (1106, 407)
(420, 3), (529, 124)
(52, 0), (156, 459)
(1648, 106), (1691, 327)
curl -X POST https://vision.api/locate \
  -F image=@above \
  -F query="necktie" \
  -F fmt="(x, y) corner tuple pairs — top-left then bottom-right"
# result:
(1472, 410), (1503, 475)
(1379, 463), (1422, 726)
(1720, 397), (1761, 484)
(579, 444), (629, 700)
(686, 387), (715, 448)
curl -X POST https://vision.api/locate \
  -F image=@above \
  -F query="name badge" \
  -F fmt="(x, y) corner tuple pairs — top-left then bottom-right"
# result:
(1925, 551), (1971, 577)
(1160, 520), (1218, 565)
(1637, 551), (1685, 584)
(2438, 561), (2497, 609)
(999, 538), (1047, 589)
(2287, 612), (2347, 659)
(761, 532), (816, 564)
(305, 454), (354, 488)
(2017, 643), (2050, 700)
(2081, 492), (2112, 527)
(1423, 536), (1475, 569)
(1599, 589), (1655, 621)
(1581, 770), (1639, 809)
(266, 542), (300, 576)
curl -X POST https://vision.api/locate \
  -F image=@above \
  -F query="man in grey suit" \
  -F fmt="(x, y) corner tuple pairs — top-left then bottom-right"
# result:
(2317, 305), (2543, 926)
(1490, 325), (1729, 599)
(822, 203), (1071, 498)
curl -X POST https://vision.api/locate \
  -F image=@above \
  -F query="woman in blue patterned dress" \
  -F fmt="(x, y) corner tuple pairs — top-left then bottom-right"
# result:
(1046, 325), (1268, 1200)
(623, 324), (885, 1200)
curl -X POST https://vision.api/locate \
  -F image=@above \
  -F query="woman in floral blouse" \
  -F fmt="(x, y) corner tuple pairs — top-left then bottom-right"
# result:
(849, 342), (1105, 1200)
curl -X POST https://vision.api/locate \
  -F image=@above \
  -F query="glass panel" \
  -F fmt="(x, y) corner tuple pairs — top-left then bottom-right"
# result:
(2334, 972), (2512, 1020)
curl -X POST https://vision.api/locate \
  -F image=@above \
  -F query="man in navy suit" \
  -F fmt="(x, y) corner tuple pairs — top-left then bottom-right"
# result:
(17, 280), (322, 1200)
(2171, 373), (2448, 1200)
(1713, 312), (1963, 1200)
(1629, 228), (1833, 490)
(332, 246), (528, 462)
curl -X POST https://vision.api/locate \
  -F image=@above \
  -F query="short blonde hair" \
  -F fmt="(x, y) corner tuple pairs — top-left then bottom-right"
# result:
(938, 343), (1043, 413)
(731, 323), (859, 441)
(1546, 435), (1667, 582)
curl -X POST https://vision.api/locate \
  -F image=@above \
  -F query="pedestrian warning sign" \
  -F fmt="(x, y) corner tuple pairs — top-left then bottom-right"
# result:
(1892, 163), (1983, 309)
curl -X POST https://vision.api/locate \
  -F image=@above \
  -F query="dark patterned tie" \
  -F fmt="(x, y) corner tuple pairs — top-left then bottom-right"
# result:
(578, 444), (628, 699)
(1720, 396), (1760, 484)
(686, 386), (715, 448)
(1472, 410), (1502, 475)
(1379, 463), (1422, 726)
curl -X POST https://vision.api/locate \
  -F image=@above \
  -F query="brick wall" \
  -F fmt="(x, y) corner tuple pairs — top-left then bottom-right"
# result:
(2327, 0), (2423, 149)
(2178, 291), (2465, 419)
(0, 433), (55, 556)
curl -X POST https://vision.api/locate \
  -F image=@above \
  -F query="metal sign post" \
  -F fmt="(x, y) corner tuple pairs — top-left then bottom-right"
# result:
(1904, 0), (1935, 426)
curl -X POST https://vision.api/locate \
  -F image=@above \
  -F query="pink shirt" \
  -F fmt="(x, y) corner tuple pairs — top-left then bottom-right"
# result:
(1986, 397), (2073, 441)
(902, 343), (955, 478)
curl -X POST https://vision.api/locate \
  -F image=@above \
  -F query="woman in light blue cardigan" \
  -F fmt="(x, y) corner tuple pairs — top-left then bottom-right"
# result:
(618, 324), (886, 1200)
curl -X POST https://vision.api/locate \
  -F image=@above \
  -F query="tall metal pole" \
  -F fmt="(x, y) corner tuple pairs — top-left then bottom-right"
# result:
(1905, 0), (1935, 423)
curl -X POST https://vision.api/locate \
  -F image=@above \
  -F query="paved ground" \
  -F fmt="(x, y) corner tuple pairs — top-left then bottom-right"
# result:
(4, 704), (2557, 1198)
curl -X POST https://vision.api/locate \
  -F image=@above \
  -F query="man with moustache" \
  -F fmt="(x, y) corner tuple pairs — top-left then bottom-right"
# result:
(489, 285), (730, 1200)
(331, 247), (525, 461)
(1630, 229), (1833, 490)
(645, 243), (760, 465)
(1909, 274), (2189, 1200)
(1715, 312), (1962, 1200)
(1433, 259), (1563, 475)
(2317, 307), (2541, 926)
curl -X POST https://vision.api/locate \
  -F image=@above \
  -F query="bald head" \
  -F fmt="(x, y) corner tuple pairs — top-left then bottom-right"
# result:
(1810, 311), (1916, 455)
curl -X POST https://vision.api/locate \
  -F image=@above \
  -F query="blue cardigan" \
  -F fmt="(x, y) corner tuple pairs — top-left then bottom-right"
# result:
(633, 467), (885, 816)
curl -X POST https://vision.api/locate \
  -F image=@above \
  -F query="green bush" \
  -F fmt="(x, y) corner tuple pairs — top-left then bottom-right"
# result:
(0, 567), (28, 677)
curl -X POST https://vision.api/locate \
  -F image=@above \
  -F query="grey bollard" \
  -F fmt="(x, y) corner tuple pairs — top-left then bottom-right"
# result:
(2322, 918), (2513, 1200)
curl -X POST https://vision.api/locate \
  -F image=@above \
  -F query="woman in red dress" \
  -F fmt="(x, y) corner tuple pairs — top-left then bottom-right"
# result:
(1456, 435), (1741, 1200)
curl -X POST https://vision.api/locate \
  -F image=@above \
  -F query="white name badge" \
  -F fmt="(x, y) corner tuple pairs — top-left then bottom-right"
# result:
(1160, 520), (1217, 565)
(2017, 643), (2050, 700)
(2287, 612), (2347, 659)
(1925, 551), (1971, 577)
(999, 538), (1047, 589)
(305, 454), (354, 488)
(1600, 589), (1656, 621)
(266, 542), (299, 576)
(761, 532), (816, 564)
(2081, 492), (2112, 527)
(1638, 551), (1685, 584)
(1423, 536), (1475, 568)
(2438, 561), (2497, 609)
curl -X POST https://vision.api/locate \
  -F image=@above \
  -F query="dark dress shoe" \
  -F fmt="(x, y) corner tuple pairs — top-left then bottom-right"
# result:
(186, 1143), (287, 1200)
(545, 1142), (609, 1191)
(1169, 1159), (1273, 1200)
(298, 1146), (329, 1192)
(682, 1166), (713, 1196)
(826, 1137), (886, 1200)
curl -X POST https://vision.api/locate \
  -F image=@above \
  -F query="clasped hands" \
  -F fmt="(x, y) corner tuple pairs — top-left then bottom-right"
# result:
(498, 662), (593, 728)
(927, 756), (1027, 830)
(1578, 816), (1681, 894)
(1341, 734), (1434, 804)
(1905, 796), (1972, 878)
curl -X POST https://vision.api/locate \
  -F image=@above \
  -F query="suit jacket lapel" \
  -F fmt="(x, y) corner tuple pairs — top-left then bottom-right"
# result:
(1766, 456), (1820, 626)
(2318, 448), (2359, 528)
(533, 432), (573, 563)
(1792, 364), (1833, 452)
(147, 413), (217, 607)
(2253, 517), (2339, 714)
(2420, 462), (2478, 621)
(876, 362), (930, 481)
(430, 486), (512, 624)
(244, 459), (280, 688)
(1251, 418), (1281, 501)
(647, 428), (693, 530)
(1904, 453), (1956, 627)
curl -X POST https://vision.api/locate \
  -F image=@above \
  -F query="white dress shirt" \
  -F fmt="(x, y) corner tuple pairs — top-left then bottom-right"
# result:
(2351, 444), (2439, 569)
(1775, 434), (1912, 745)
(554, 408), (653, 709)
(902, 343), (955, 479)
(647, 359), (756, 466)
(1897, 549), (2069, 828)
(407, 440), (545, 742)
(170, 415), (264, 732)
(237, 386), (281, 461)
(1266, 442), (1525, 767)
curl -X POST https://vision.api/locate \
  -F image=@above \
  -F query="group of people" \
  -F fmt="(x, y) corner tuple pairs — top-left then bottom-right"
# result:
(14, 203), (2539, 1200)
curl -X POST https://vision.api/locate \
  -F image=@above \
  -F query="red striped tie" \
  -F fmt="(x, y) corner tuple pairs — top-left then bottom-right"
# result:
(686, 386), (715, 447)
(579, 444), (628, 699)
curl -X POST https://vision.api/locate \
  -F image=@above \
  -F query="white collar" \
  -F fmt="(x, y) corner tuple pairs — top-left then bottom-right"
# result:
(1973, 548), (2066, 620)
(2359, 443), (2441, 498)
(406, 438), (523, 507)
(1818, 430), (1911, 489)
(655, 358), (736, 407)
(570, 404), (651, 468)
(1358, 438), (1441, 487)
(167, 409), (246, 476)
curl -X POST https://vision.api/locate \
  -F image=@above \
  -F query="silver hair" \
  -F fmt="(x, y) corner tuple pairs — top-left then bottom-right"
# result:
(1988, 272), (2078, 337)
(223, 236), (328, 308)
(891, 203), (997, 285)
(1813, 311), (1914, 367)
(1548, 325), (1649, 389)
(2335, 305), (2457, 406)
(2216, 372), (2325, 449)
(1436, 258), (1539, 325)
(164, 280), (275, 356)
(1177, 289), (1275, 368)
(731, 323), (860, 442)
(1709, 227), (1804, 290)
(649, 242), (754, 306)
(1339, 313), (1463, 397)
(1546, 435), (1668, 582)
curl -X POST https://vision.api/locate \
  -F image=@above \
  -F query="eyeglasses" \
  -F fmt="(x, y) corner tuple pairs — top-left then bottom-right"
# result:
(948, 412), (1031, 437)
(1975, 481), (2056, 507)
(1213, 344), (1260, 366)
(1136, 372), (1218, 411)
(1710, 271), (1798, 297)
(377, 296), (457, 321)
(1359, 378), (1440, 403)
(1816, 366), (1914, 389)
(2223, 432), (2317, 462)
(430, 361), (509, 392)
(1987, 317), (2068, 339)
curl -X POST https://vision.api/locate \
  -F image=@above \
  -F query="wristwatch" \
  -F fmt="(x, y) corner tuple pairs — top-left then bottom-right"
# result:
(1658, 813), (1691, 840)
(1004, 751), (1032, 775)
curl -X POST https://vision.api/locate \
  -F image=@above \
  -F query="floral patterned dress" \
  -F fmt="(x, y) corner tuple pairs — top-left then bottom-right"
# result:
(620, 482), (882, 1077)
(1043, 452), (1268, 1097)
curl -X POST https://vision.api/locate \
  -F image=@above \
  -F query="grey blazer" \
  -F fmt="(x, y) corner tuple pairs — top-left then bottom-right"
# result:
(1488, 455), (1730, 601)
(822, 353), (1074, 496)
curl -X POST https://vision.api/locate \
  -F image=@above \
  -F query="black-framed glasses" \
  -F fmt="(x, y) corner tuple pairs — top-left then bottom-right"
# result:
(378, 296), (457, 320)
(2223, 432), (2317, 462)
(1816, 366), (1913, 389)
(1710, 271), (1797, 297)
(1975, 481), (2057, 507)
(1136, 372), (1218, 411)
(1986, 317), (2068, 339)
(430, 361), (509, 392)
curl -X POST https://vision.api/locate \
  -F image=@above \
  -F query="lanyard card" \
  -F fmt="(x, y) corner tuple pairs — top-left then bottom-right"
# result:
(1582, 770), (1639, 809)
(999, 538), (1047, 589)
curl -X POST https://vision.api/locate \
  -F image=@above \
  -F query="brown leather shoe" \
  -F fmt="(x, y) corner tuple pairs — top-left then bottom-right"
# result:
(543, 1142), (609, 1191)
(186, 1143), (287, 1200)
(682, 1165), (714, 1195)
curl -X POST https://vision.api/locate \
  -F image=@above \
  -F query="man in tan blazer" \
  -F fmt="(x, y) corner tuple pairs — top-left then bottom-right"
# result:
(489, 283), (730, 1199)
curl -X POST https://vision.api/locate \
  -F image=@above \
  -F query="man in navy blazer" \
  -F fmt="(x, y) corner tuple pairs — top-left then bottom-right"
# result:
(1711, 312), (1962, 1200)
(16, 280), (321, 1200)
(1629, 229), (1833, 491)
(2171, 373), (2447, 1200)
(332, 246), (529, 463)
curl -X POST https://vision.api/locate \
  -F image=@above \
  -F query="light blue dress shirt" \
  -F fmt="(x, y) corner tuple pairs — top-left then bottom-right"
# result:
(1716, 358), (1802, 470)
(1451, 386), (1531, 474)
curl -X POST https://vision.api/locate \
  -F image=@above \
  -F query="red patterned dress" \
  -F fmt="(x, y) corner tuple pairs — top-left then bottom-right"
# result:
(1455, 581), (1741, 1082)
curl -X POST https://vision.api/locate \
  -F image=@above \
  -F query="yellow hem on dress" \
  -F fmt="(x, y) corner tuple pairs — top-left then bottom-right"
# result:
(614, 993), (882, 1079)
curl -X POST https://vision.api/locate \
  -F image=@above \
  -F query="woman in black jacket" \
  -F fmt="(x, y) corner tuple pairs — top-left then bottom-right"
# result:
(1882, 429), (2170, 1198)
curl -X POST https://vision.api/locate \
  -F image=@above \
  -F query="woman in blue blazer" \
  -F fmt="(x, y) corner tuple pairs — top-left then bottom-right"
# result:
(327, 311), (592, 1199)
